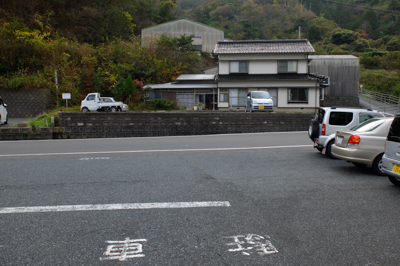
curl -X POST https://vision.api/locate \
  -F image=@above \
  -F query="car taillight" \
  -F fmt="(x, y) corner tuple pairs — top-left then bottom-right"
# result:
(322, 124), (326, 135)
(348, 135), (360, 145)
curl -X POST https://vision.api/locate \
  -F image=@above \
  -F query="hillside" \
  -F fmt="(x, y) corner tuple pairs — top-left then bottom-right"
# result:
(0, 0), (399, 106)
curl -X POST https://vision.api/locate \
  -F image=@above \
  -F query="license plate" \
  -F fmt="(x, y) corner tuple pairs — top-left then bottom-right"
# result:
(337, 137), (343, 145)
(393, 164), (400, 174)
(259, 106), (264, 110)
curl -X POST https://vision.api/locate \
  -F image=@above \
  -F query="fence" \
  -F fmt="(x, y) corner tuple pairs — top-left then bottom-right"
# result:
(359, 87), (400, 115)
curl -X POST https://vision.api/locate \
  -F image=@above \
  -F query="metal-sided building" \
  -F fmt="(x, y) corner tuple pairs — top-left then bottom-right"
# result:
(309, 55), (360, 107)
(141, 19), (224, 53)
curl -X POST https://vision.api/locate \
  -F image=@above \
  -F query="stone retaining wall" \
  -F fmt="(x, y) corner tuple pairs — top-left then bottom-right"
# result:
(54, 112), (314, 139)
(0, 89), (52, 118)
(0, 127), (53, 140)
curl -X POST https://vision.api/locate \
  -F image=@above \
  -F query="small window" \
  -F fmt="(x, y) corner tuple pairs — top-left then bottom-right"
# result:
(196, 45), (202, 51)
(288, 88), (308, 103)
(87, 95), (95, 101)
(316, 109), (326, 124)
(230, 61), (248, 73)
(220, 89), (228, 102)
(329, 112), (354, 126)
(278, 61), (297, 72)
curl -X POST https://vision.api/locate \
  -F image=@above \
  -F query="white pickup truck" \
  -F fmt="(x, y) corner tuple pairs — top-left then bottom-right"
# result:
(81, 93), (128, 112)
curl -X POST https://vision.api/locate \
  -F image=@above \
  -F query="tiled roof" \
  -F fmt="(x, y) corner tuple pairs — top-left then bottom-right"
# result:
(214, 40), (315, 54)
(217, 74), (321, 82)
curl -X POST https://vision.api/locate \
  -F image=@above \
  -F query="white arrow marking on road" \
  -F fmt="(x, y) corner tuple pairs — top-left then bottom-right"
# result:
(0, 145), (312, 157)
(0, 201), (231, 214)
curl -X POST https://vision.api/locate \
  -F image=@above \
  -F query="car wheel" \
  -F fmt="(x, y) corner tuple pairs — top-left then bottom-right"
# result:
(82, 107), (89, 113)
(388, 176), (400, 186)
(4, 115), (7, 125)
(372, 154), (386, 176)
(111, 107), (117, 112)
(326, 140), (336, 159)
(308, 119), (319, 140)
(352, 162), (367, 168)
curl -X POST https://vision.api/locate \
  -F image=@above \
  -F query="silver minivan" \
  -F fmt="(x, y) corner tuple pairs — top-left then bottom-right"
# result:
(244, 91), (273, 112)
(381, 114), (400, 186)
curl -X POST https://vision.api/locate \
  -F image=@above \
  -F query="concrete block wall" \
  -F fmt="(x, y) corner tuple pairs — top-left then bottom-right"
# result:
(0, 127), (53, 140)
(55, 112), (314, 139)
(0, 89), (52, 118)
(323, 96), (359, 107)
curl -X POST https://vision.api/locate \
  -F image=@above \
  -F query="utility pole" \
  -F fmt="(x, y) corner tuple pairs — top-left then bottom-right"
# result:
(55, 71), (59, 107)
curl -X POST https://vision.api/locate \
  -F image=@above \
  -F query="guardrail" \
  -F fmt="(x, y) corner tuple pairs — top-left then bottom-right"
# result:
(359, 87), (400, 115)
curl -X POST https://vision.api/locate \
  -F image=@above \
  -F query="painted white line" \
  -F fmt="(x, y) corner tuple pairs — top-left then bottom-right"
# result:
(0, 201), (231, 214)
(0, 145), (312, 157)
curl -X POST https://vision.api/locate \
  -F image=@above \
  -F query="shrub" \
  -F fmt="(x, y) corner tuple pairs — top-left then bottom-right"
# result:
(149, 99), (179, 110)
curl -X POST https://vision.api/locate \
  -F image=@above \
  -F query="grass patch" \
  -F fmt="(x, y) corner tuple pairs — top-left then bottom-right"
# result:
(27, 105), (81, 127)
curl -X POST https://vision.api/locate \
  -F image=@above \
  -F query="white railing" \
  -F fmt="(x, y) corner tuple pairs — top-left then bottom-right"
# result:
(359, 87), (400, 115)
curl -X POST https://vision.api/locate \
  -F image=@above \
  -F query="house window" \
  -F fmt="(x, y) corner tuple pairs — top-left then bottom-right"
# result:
(288, 88), (308, 103)
(230, 61), (248, 73)
(278, 61), (297, 73)
(196, 45), (202, 51)
(229, 89), (247, 106)
(220, 89), (228, 102)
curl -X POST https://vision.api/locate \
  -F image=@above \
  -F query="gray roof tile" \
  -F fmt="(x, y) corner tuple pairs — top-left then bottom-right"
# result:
(214, 40), (315, 54)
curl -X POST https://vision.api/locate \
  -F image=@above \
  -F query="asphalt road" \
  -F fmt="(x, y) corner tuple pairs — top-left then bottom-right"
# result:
(1, 132), (400, 265)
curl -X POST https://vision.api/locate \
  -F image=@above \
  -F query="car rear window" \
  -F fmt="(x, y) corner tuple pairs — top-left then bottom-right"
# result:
(329, 112), (353, 126)
(387, 116), (400, 143)
(316, 109), (325, 124)
(351, 118), (385, 132)
(359, 112), (384, 123)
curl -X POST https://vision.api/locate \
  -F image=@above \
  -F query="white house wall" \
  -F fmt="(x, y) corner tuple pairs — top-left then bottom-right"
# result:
(218, 54), (307, 60)
(219, 57), (308, 75)
(218, 80), (317, 88)
(277, 87), (320, 108)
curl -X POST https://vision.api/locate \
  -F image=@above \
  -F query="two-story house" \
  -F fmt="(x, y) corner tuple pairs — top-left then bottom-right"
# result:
(214, 40), (327, 112)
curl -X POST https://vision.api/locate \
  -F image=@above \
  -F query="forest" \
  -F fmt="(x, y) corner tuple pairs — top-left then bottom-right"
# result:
(0, 0), (399, 108)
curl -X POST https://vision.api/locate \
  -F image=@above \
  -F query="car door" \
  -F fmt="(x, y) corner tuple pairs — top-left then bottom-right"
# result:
(384, 116), (400, 165)
(85, 94), (98, 111)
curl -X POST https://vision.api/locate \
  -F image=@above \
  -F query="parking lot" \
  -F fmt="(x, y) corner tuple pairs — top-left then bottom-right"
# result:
(0, 132), (399, 265)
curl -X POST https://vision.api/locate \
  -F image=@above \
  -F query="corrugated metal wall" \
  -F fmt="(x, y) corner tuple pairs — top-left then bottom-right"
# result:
(309, 55), (359, 97)
(141, 19), (224, 53)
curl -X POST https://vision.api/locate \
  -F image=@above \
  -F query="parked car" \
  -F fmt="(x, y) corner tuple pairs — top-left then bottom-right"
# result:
(0, 96), (8, 125)
(99, 97), (129, 112)
(244, 91), (273, 112)
(308, 107), (385, 158)
(381, 114), (400, 186)
(331, 116), (394, 175)
(81, 93), (128, 112)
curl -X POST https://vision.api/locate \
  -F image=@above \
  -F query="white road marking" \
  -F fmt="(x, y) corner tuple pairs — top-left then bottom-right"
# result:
(100, 238), (147, 261)
(0, 201), (231, 214)
(0, 145), (311, 157)
(79, 157), (110, 160)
